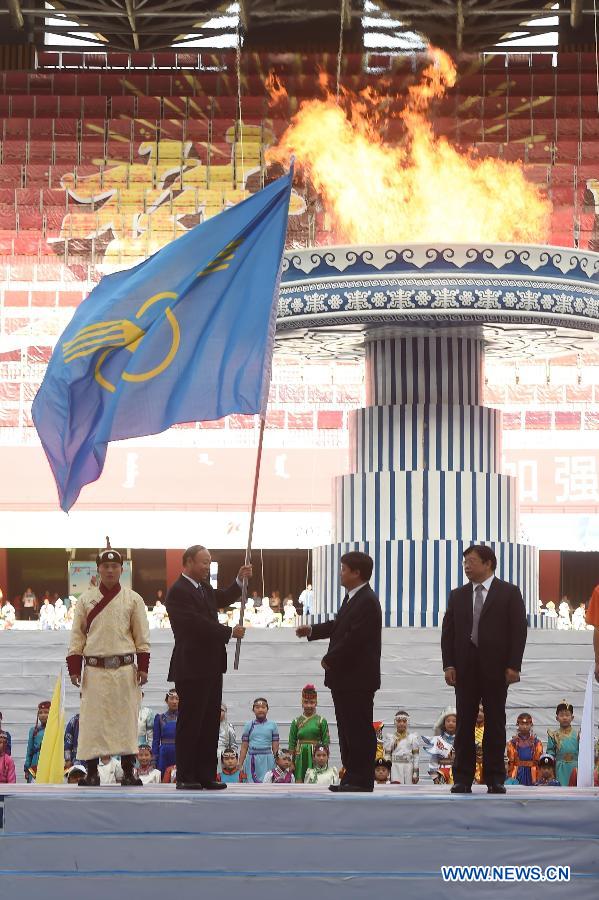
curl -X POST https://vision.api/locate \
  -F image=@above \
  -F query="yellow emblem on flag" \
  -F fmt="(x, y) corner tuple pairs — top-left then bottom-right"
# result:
(63, 291), (181, 393)
(197, 238), (244, 277)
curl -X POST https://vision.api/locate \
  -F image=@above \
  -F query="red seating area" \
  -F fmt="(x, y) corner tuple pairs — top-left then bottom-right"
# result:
(0, 50), (598, 437)
(0, 50), (597, 265)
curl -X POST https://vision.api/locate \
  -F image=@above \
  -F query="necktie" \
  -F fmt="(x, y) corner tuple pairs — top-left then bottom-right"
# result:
(339, 593), (350, 613)
(471, 584), (484, 646)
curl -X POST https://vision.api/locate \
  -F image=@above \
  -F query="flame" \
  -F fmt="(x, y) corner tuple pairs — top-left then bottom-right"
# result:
(267, 47), (551, 245)
(265, 72), (288, 111)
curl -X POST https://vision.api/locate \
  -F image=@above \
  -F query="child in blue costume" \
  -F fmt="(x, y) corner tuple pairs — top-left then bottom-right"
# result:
(239, 697), (279, 783)
(152, 689), (178, 777)
(24, 700), (50, 782)
(547, 700), (579, 787)
(534, 754), (561, 786)
(217, 747), (247, 784)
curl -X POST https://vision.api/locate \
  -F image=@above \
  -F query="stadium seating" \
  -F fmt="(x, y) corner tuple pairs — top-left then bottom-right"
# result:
(0, 50), (596, 260)
(0, 49), (598, 436)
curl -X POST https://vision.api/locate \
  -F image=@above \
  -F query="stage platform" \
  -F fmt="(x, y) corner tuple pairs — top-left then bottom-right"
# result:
(0, 784), (598, 899)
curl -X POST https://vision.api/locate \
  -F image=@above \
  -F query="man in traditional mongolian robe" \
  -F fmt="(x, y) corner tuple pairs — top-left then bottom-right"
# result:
(66, 545), (150, 787)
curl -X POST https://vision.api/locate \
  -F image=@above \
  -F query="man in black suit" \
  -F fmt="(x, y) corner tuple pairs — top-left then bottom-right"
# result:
(296, 551), (381, 793)
(441, 544), (527, 794)
(165, 544), (251, 790)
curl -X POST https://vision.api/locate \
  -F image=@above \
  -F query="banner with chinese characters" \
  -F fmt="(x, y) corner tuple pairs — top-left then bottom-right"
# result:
(503, 450), (599, 510)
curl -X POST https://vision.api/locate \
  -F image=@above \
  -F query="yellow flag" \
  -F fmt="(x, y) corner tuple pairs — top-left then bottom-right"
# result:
(36, 670), (66, 784)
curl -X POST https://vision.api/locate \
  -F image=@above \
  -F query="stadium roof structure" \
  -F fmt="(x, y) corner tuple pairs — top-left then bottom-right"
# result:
(2, 0), (595, 54)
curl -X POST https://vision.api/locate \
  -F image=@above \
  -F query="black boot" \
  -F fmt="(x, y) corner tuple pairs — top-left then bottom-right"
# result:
(121, 754), (143, 786)
(78, 758), (100, 787)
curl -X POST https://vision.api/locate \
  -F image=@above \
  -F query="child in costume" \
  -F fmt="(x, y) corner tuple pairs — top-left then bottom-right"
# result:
(424, 707), (456, 784)
(263, 748), (295, 783)
(547, 700), (579, 786)
(384, 710), (419, 784)
(506, 712), (543, 785)
(98, 754), (125, 785)
(373, 721), (385, 759)
(152, 690), (178, 777)
(474, 705), (484, 784)
(534, 754), (561, 786)
(135, 744), (161, 785)
(374, 757), (392, 785)
(24, 700), (51, 782)
(137, 693), (154, 749)
(288, 685), (330, 783)
(304, 744), (339, 786)
(217, 702), (237, 771)
(0, 731), (16, 783)
(0, 712), (12, 755)
(217, 747), (247, 784)
(504, 754), (520, 786)
(65, 764), (87, 785)
(239, 697), (279, 783)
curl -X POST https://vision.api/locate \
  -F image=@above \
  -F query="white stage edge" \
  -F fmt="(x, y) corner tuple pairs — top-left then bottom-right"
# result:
(0, 784), (598, 899)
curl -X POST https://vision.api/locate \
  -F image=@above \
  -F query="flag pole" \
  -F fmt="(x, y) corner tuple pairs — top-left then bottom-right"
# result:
(234, 415), (266, 670)
(233, 159), (292, 669)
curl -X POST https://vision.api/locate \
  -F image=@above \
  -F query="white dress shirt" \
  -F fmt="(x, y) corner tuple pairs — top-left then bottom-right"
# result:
(304, 582), (368, 637)
(347, 582), (368, 601)
(181, 573), (243, 591)
(182, 572), (200, 589)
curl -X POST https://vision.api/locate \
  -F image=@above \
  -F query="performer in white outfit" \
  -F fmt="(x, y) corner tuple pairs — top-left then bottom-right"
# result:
(98, 755), (123, 785)
(53, 597), (67, 629)
(39, 599), (55, 631)
(66, 542), (150, 787)
(572, 602), (588, 631)
(0, 600), (16, 629)
(557, 601), (571, 630)
(384, 710), (420, 784)
(152, 598), (168, 628)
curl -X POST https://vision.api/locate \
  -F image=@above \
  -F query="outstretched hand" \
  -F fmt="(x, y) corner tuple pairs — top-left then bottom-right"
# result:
(296, 625), (311, 638)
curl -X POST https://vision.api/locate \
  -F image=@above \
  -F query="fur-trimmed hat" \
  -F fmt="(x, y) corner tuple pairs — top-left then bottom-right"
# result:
(96, 536), (123, 567)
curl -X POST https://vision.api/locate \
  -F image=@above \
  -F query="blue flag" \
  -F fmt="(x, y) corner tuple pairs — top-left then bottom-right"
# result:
(32, 168), (293, 511)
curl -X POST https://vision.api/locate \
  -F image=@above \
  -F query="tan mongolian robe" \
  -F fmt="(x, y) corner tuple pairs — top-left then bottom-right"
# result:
(67, 585), (150, 760)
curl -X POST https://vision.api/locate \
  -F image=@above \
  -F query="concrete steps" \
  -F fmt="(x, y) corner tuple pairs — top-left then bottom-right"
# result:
(0, 628), (595, 777)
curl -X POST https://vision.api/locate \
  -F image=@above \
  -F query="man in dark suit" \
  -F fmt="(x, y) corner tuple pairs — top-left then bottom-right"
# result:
(296, 551), (381, 792)
(441, 544), (527, 794)
(165, 544), (251, 790)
